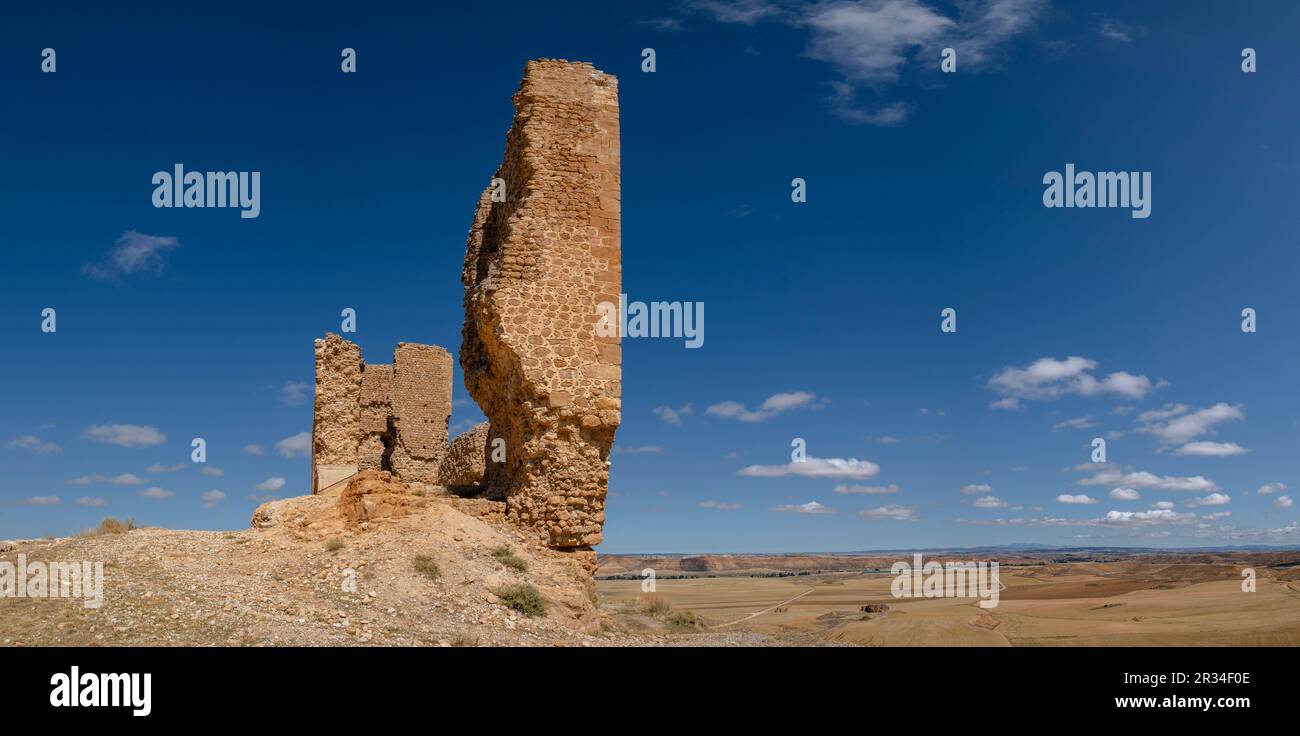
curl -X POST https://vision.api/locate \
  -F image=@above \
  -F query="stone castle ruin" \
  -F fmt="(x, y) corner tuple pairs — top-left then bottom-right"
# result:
(311, 335), (452, 493)
(308, 60), (620, 570)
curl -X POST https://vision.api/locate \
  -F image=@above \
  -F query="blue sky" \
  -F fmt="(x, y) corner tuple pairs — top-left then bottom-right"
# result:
(2, 1), (1298, 552)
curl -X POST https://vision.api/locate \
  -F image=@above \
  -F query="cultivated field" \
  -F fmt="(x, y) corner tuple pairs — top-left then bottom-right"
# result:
(597, 555), (1300, 646)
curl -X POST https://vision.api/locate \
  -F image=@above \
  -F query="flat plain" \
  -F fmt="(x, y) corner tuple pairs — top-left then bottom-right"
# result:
(597, 552), (1300, 646)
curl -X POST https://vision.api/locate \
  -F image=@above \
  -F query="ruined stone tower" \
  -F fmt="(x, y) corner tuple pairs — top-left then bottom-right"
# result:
(311, 334), (452, 492)
(461, 59), (621, 556)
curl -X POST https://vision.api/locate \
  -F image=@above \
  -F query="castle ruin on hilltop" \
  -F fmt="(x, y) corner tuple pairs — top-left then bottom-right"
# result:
(309, 60), (620, 571)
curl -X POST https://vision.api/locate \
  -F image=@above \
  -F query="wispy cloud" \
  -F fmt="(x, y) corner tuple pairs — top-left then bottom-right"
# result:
(614, 445), (664, 454)
(4, 435), (63, 454)
(76, 496), (107, 507)
(693, 0), (1046, 126)
(772, 500), (836, 514)
(739, 456), (880, 479)
(278, 381), (310, 407)
(1136, 403), (1244, 449)
(653, 404), (692, 426)
(276, 432), (310, 458)
(833, 483), (898, 494)
(201, 490), (226, 509)
(19, 495), (60, 505)
(242, 444), (265, 456)
(256, 477), (286, 492)
(859, 504), (917, 521)
(82, 230), (180, 280)
(83, 424), (166, 448)
(699, 499), (742, 510)
(988, 356), (1153, 403)
(1055, 493), (1098, 505)
(139, 487), (174, 499)
(708, 391), (825, 422)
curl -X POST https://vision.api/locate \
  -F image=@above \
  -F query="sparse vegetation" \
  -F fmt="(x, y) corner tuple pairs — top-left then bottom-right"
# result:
(450, 633), (479, 647)
(666, 610), (703, 632)
(491, 545), (528, 572)
(412, 555), (441, 580)
(80, 517), (137, 537)
(325, 538), (344, 552)
(496, 583), (547, 617)
(641, 597), (671, 616)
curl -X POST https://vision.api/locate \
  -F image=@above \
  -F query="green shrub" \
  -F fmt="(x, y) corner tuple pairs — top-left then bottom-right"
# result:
(412, 555), (441, 580)
(496, 583), (547, 617)
(491, 546), (528, 572)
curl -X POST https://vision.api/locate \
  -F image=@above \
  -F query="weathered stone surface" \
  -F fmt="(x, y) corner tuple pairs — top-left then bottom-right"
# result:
(336, 469), (422, 524)
(387, 343), (453, 485)
(311, 334), (363, 493)
(439, 422), (490, 489)
(461, 59), (621, 550)
(357, 364), (393, 471)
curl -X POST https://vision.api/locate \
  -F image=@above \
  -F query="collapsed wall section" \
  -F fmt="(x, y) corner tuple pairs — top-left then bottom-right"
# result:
(387, 342), (453, 485)
(357, 363), (393, 471)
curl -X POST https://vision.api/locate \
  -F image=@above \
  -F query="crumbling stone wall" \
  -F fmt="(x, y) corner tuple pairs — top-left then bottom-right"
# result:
(439, 422), (490, 490)
(357, 363), (393, 471)
(311, 334), (363, 493)
(387, 343), (453, 485)
(311, 339), (450, 491)
(460, 59), (621, 551)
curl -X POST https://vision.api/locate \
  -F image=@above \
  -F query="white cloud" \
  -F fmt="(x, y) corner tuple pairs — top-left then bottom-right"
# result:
(242, 444), (265, 456)
(772, 501), (836, 514)
(989, 397), (1021, 411)
(201, 467), (225, 477)
(109, 473), (145, 486)
(1276, 495), (1293, 509)
(738, 456), (879, 479)
(1056, 494), (1098, 505)
(4, 435), (63, 454)
(1174, 441), (1248, 457)
(145, 463), (184, 473)
(20, 495), (60, 505)
(699, 499), (741, 510)
(1099, 509), (1197, 526)
(961, 483), (992, 495)
(859, 504), (917, 521)
(276, 432), (311, 458)
(1053, 416), (1095, 431)
(988, 356), (1153, 402)
(201, 490), (226, 509)
(76, 496), (107, 507)
(833, 483), (898, 494)
(1136, 402), (1243, 446)
(974, 495), (1008, 508)
(1151, 501), (1174, 510)
(82, 230), (180, 280)
(1109, 487), (1140, 501)
(84, 424), (166, 448)
(1256, 482), (1286, 495)
(279, 381), (310, 407)
(1188, 493), (1231, 508)
(66, 475), (105, 485)
(1077, 468), (1218, 493)
(652, 404), (692, 426)
(140, 487), (174, 499)
(257, 477), (286, 492)
(708, 391), (823, 422)
(614, 445), (664, 454)
(1097, 17), (1142, 43)
(690, 0), (785, 25)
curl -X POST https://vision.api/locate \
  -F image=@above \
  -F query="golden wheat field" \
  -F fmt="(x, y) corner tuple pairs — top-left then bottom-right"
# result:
(597, 560), (1300, 646)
